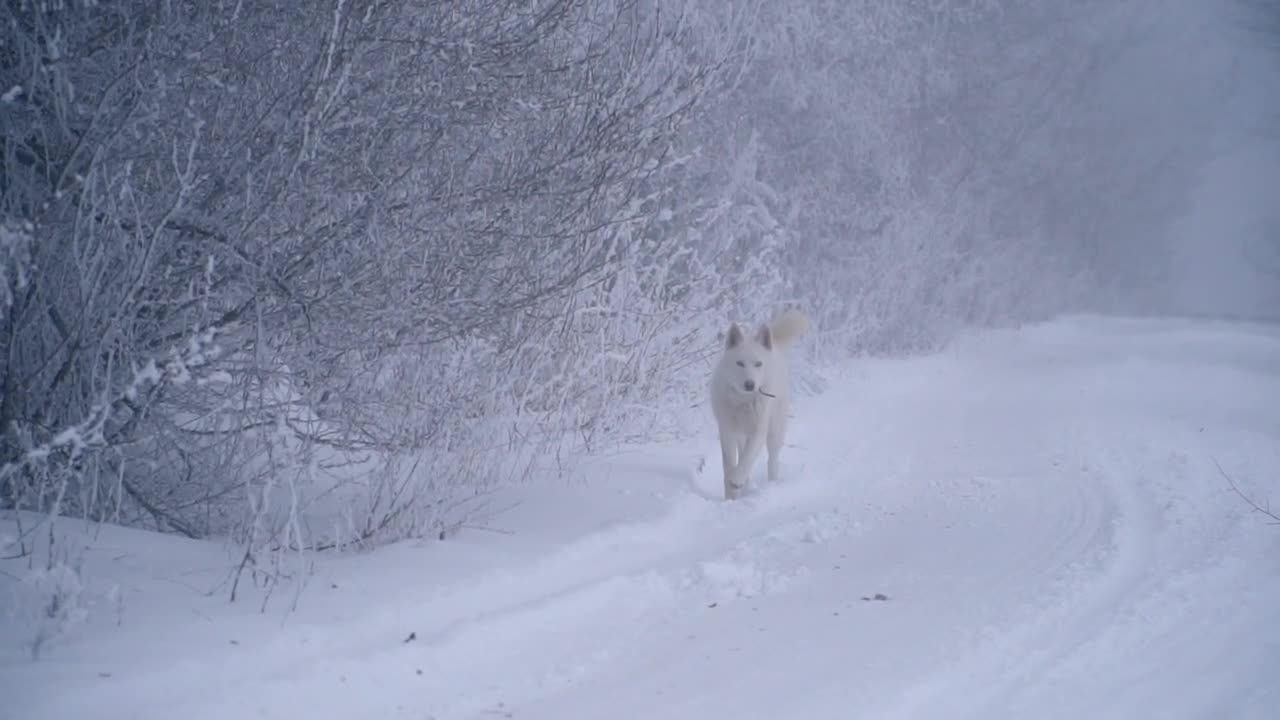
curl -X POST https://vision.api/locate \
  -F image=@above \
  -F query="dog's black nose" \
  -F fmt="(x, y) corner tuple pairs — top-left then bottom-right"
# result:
(743, 380), (755, 391)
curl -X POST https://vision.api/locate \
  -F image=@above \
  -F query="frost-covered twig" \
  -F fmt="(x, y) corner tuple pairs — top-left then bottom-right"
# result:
(0, 220), (33, 312)
(1, 327), (226, 492)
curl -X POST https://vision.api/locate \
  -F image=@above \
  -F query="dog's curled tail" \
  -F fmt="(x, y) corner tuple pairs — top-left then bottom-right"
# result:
(769, 308), (810, 349)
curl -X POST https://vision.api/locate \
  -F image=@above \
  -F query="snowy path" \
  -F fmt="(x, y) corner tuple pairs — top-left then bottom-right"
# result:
(4, 315), (1279, 720)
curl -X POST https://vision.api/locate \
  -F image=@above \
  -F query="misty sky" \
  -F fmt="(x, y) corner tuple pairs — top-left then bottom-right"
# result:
(1144, 1), (1278, 318)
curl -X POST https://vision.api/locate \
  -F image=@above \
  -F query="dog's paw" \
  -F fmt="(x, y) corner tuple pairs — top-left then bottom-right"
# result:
(723, 481), (746, 501)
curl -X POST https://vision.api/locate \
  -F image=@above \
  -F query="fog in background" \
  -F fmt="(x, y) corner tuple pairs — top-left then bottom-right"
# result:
(1, 0), (1275, 553)
(1159, 0), (1280, 319)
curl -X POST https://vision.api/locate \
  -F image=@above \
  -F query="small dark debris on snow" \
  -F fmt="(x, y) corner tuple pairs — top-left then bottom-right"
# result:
(860, 593), (889, 602)
(98, 672), (112, 678)
(707, 602), (718, 609)
(404, 631), (417, 644)
(229, 639), (239, 645)
(330, 583), (339, 589)
(485, 701), (514, 718)
(416, 668), (423, 676)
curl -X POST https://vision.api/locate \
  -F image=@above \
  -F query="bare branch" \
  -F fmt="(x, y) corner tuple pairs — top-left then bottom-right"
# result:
(1215, 458), (1280, 525)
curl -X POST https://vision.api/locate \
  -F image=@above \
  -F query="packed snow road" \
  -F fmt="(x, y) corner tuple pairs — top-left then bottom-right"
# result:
(5, 315), (1279, 720)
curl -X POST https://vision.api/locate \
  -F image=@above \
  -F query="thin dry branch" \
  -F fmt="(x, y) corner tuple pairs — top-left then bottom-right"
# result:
(1215, 457), (1280, 525)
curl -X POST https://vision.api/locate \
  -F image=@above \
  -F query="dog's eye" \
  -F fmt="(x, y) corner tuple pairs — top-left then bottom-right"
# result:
(753, 361), (763, 368)
(736, 360), (745, 367)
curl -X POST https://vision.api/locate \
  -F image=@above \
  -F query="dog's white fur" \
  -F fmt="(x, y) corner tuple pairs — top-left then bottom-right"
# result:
(709, 308), (809, 499)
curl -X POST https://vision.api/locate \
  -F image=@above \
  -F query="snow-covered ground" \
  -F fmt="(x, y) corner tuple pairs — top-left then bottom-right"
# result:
(4, 314), (1279, 720)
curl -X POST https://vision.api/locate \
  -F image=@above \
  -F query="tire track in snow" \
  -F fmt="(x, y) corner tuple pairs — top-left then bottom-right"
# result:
(423, 503), (863, 718)
(871, 422), (1278, 719)
(134, 468), (864, 720)
(503, 461), (1120, 720)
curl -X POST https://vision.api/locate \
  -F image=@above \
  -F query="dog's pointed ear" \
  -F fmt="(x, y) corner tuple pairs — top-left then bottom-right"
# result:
(757, 323), (773, 350)
(726, 323), (744, 349)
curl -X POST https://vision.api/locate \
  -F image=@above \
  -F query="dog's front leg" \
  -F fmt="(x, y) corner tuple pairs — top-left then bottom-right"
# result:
(720, 431), (742, 499)
(731, 429), (766, 496)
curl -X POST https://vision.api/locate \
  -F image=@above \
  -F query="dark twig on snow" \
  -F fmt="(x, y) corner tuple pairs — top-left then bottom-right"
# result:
(1215, 458), (1280, 525)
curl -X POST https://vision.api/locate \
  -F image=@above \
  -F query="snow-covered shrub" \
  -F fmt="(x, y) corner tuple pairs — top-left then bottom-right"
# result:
(11, 555), (89, 660)
(0, 0), (752, 554)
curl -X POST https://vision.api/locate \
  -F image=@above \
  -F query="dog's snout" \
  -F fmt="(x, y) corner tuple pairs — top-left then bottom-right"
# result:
(743, 380), (755, 391)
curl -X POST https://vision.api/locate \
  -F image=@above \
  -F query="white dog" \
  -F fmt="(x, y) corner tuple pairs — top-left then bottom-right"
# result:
(709, 308), (809, 499)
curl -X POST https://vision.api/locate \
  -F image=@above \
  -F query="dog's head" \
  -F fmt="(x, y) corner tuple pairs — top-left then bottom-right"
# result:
(720, 322), (774, 396)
